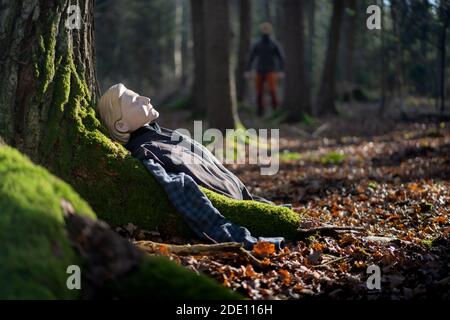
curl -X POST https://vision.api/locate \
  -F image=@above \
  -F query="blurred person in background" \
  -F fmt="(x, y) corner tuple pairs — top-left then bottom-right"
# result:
(245, 22), (285, 117)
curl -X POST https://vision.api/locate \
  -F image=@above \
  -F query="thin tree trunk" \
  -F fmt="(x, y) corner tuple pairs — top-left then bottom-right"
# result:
(317, 0), (345, 116)
(181, 0), (191, 87)
(379, 0), (387, 116)
(390, 0), (406, 116)
(174, 0), (183, 80)
(203, 0), (238, 132)
(306, 0), (315, 107)
(189, 0), (206, 113)
(438, 1), (449, 113)
(263, 0), (272, 22)
(282, 0), (310, 121)
(343, 0), (357, 85)
(236, 0), (252, 103)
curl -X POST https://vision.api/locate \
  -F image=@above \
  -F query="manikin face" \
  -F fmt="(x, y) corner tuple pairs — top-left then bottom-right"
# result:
(114, 88), (159, 133)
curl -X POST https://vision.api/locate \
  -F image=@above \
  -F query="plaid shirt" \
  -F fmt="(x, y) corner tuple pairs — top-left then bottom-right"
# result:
(142, 159), (284, 250)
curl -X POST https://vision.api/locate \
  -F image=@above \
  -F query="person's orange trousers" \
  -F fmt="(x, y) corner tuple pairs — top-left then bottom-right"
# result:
(255, 72), (279, 116)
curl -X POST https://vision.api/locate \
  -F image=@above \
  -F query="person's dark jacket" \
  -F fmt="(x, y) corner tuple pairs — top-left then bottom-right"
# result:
(246, 34), (285, 74)
(124, 122), (273, 204)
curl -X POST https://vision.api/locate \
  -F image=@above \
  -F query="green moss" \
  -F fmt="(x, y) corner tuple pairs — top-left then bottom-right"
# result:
(0, 146), (94, 299)
(280, 151), (303, 161)
(319, 151), (347, 165)
(203, 189), (301, 238)
(36, 18), (57, 94)
(421, 239), (433, 249)
(108, 256), (241, 300)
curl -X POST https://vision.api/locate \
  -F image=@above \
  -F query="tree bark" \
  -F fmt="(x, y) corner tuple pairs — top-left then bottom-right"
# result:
(236, 0), (252, 103)
(0, 0), (98, 157)
(189, 0), (206, 114)
(203, 0), (239, 132)
(282, 0), (310, 121)
(317, 0), (345, 116)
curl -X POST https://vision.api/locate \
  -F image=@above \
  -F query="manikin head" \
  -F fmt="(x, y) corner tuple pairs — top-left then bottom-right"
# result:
(97, 83), (159, 144)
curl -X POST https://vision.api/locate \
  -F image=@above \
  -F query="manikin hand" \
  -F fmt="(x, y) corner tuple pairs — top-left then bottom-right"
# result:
(114, 88), (159, 134)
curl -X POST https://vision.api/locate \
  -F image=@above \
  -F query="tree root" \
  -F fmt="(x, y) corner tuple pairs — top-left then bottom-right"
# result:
(296, 225), (366, 239)
(134, 241), (265, 269)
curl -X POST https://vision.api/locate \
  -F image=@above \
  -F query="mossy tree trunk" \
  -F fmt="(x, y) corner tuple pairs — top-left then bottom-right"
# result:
(0, 0), (189, 234)
(0, 0), (300, 238)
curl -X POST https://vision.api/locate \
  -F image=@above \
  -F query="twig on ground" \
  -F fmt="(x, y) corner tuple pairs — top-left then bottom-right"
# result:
(134, 241), (265, 269)
(296, 225), (366, 239)
(312, 256), (347, 269)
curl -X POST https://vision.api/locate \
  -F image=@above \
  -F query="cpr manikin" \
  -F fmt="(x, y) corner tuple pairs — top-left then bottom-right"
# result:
(96, 83), (285, 249)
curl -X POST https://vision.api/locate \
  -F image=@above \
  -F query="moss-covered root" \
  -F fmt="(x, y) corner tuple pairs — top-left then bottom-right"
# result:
(0, 146), (94, 299)
(203, 189), (301, 239)
(108, 256), (240, 300)
(0, 145), (238, 299)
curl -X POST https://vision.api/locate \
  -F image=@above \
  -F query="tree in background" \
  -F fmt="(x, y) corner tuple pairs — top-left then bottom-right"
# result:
(305, 0), (316, 108)
(390, 0), (407, 116)
(437, 0), (450, 112)
(203, 0), (240, 132)
(281, 0), (310, 121)
(342, 0), (357, 88)
(189, 0), (206, 113)
(236, 0), (253, 103)
(317, 0), (345, 115)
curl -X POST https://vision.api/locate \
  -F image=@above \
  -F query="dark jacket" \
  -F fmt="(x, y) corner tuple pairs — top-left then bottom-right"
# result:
(125, 122), (273, 203)
(246, 34), (285, 74)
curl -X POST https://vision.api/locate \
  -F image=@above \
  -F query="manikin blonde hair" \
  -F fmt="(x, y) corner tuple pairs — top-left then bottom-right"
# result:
(96, 83), (130, 144)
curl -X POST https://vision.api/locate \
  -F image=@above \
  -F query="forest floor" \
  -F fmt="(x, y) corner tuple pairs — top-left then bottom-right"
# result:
(119, 107), (450, 300)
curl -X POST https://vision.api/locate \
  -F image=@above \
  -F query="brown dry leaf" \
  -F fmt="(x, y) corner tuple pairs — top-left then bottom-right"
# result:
(278, 269), (292, 286)
(244, 265), (257, 278)
(261, 257), (271, 267)
(253, 241), (275, 256)
(157, 244), (170, 256)
(311, 242), (324, 251)
(434, 216), (447, 224)
(338, 261), (350, 273)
